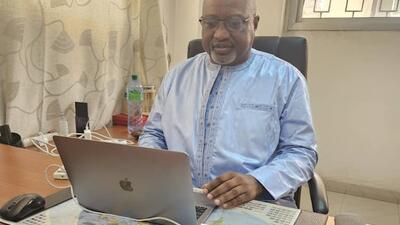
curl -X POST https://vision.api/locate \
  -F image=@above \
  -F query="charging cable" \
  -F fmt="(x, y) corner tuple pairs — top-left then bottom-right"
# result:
(84, 124), (92, 140)
(69, 186), (182, 225)
(44, 164), (71, 189)
(32, 121), (133, 156)
(102, 124), (112, 138)
(31, 133), (59, 157)
(30, 130), (128, 157)
(82, 121), (134, 144)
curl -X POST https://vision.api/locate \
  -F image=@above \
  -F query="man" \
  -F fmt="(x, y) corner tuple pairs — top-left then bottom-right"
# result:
(139, 0), (317, 209)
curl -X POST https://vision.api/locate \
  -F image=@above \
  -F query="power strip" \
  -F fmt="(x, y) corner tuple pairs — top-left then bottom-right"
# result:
(23, 132), (58, 147)
(53, 166), (68, 180)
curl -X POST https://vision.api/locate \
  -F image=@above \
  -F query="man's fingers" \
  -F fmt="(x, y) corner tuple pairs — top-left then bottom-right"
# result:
(207, 175), (241, 200)
(221, 192), (251, 209)
(202, 172), (265, 208)
(212, 185), (246, 206)
(202, 172), (236, 194)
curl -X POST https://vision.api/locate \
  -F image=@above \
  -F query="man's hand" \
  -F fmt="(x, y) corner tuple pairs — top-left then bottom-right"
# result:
(201, 172), (265, 209)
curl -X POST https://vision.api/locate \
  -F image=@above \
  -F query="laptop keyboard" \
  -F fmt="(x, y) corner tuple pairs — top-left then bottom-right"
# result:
(195, 205), (208, 219)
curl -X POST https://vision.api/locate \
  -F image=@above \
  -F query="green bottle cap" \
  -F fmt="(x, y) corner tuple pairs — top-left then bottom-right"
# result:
(131, 75), (138, 81)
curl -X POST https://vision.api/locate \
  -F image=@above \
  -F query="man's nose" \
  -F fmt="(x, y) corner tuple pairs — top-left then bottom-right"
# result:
(213, 22), (230, 39)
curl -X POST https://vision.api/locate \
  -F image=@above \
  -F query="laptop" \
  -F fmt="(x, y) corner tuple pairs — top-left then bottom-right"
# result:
(53, 136), (215, 225)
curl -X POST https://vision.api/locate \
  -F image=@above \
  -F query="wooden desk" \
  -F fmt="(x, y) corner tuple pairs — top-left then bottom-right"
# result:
(0, 144), (68, 207)
(0, 126), (335, 225)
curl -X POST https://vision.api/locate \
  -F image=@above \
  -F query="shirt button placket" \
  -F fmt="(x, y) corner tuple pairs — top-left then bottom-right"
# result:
(197, 102), (206, 183)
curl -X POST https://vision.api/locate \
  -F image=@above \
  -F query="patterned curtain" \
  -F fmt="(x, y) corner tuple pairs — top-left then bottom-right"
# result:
(0, 0), (167, 138)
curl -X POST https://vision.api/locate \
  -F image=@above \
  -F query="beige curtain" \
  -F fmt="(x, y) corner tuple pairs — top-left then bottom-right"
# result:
(0, 0), (167, 138)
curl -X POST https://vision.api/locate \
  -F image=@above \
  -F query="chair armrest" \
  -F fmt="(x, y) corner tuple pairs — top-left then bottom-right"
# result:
(308, 172), (329, 214)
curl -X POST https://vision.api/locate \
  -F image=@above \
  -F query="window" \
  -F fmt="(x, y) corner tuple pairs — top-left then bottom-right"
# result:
(285, 0), (400, 31)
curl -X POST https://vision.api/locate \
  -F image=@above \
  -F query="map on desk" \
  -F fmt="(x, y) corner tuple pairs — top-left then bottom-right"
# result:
(0, 199), (300, 225)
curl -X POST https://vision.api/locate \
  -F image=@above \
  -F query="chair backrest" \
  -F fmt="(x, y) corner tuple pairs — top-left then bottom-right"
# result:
(187, 36), (308, 78)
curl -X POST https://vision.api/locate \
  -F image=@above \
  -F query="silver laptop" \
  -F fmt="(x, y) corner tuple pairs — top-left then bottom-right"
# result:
(53, 136), (215, 225)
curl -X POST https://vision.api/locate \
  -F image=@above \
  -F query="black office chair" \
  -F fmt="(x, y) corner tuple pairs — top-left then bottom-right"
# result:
(187, 36), (329, 214)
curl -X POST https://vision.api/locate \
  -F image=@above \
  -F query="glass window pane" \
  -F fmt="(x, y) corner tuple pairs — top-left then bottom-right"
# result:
(380, 0), (399, 12)
(346, 0), (365, 11)
(314, 0), (332, 12)
(303, 0), (322, 18)
(302, 0), (400, 18)
(293, 0), (400, 30)
(353, 0), (374, 17)
(323, 0), (352, 18)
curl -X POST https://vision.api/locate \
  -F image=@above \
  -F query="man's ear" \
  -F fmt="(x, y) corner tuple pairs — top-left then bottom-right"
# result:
(253, 15), (260, 31)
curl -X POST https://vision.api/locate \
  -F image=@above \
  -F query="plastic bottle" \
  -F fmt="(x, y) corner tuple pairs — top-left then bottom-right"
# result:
(127, 74), (144, 140)
(58, 114), (69, 136)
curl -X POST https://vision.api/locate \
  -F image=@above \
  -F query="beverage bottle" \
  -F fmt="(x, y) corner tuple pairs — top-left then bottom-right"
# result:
(127, 74), (143, 140)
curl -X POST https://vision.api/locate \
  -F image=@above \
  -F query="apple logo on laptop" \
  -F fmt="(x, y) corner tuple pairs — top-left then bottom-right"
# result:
(119, 178), (133, 192)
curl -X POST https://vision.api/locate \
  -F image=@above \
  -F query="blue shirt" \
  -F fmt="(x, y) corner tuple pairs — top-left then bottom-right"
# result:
(139, 49), (318, 204)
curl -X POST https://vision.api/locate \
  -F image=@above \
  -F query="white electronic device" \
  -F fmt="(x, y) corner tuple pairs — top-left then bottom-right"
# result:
(103, 139), (129, 144)
(53, 166), (68, 180)
(23, 132), (58, 147)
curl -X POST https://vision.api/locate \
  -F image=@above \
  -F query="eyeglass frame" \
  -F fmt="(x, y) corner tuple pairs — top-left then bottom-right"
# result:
(198, 15), (254, 32)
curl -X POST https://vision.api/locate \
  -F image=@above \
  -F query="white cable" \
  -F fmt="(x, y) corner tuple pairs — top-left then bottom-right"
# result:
(86, 119), (115, 141)
(31, 139), (59, 157)
(31, 139), (44, 151)
(69, 186), (181, 225)
(91, 135), (105, 141)
(50, 147), (58, 155)
(30, 122), (109, 156)
(44, 164), (71, 189)
(68, 120), (133, 144)
(91, 132), (135, 145)
(46, 142), (56, 148)
(37, 132), (47, 146)
(33, 131), (133, 158)
(67, 133), (85, 138)
(90, 132), (114, 140)
(103, 124), (112, 138)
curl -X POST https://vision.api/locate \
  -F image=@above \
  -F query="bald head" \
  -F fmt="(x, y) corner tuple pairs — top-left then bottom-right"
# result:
(246, 0), (257, 15)
(202, 0), (257, 17)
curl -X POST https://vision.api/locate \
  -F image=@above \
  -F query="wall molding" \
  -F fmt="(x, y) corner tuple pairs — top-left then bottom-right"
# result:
(324, 179), (400, 204)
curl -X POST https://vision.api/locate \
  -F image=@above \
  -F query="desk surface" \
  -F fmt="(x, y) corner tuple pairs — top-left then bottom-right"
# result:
(0, 126), (335, 225)
(0, 144), (68, 206)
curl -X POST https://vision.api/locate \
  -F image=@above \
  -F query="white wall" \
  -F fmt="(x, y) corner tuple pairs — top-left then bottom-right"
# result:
(159, 0), (202, 67)
(159, 0), (400, 193)
(288, 30), (400, 193)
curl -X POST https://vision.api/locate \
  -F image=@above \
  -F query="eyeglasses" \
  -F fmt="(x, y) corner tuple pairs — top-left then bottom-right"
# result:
(198, 15), (251, 32)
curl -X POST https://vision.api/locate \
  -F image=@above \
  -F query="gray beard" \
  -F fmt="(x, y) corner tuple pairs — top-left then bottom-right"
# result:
(210, 51), (236, 65)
